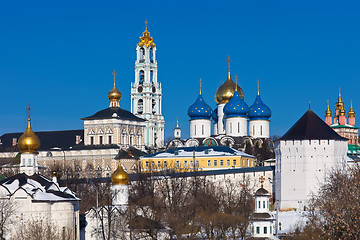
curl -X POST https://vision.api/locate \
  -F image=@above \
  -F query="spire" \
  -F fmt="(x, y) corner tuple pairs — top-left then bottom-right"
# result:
(176, 117), (179, 128)
(199, 78), (202, 95)
(234, 74), (238, 91)
(145, 19), (148, 30)
(325, 100), (332, 117)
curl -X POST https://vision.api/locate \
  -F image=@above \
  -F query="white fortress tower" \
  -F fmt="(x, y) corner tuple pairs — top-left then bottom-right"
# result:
(275, 109), (348, 210)
(131, 22), (165, 148)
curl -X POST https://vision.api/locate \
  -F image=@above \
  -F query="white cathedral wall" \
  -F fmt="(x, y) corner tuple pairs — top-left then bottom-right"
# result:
(225, 117), (247, 137)
(249, 120), (270, 138)
(190, 119), (212, 138)
(275, 139), (348, 210)
(217, 104), (226, 135)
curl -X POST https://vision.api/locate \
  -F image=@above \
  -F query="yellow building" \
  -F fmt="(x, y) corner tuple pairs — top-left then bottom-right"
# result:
(140, 146), (256, 172)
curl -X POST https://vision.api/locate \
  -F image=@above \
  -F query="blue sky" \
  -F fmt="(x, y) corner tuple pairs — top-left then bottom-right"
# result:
(1, 0), (360, 140)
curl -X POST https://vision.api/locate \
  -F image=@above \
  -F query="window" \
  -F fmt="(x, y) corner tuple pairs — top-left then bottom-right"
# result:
(202, 124), (204, 135)
(196, 160), (199, 167)
(263, 201), (266, 208)
(220, 160), (223, 166)
(184, 161), (188, 168)
(190, 160), (193, 167)
(227, 160), (230, 166)
(151, 161), (155, 168)
(264, 227), (267, 234)
(28, 159), (31, 166)
(145, 161), (149, 168)
(176, 161), (179, 168)
(261, 125), (263, 135)
(270, 226), (272, 234)
(258, 201), (261, 208)
(157, 161), (161, 168)
(194, 125), (196, 135)
(238, 122), (240, 133)
(90, 136), (94, 145)
(247, 159), (249, 167)
(256, 227), (260, 234)
(208, 160), (211, 167)
(164, 161), (167, 168)
(99, 136), (103, 145)
(214, 160), (217, 166)
(233, 160), (236, 166)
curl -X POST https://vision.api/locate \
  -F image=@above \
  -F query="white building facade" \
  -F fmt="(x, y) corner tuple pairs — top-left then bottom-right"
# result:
(275, 109), (348, 210)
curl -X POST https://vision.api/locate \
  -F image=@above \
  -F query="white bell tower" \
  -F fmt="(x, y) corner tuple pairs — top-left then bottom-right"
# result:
(131, 22), (165, 148)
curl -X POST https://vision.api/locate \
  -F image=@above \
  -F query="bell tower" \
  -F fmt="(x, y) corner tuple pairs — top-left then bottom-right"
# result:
(131, 21), (165, 148)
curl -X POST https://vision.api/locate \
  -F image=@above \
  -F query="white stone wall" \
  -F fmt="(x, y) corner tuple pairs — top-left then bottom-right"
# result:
(249, 120), (270, 138)
(190, 119), (212, 138)
(275, 139), (348, 210)
(225, 117), (247, 137)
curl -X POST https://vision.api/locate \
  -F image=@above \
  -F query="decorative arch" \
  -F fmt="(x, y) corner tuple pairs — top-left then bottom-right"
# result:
(220, 136), (235, 147)
(167, 139), (184, 149)
(202, 137), (218, 147)
(185, 138), (200, 147)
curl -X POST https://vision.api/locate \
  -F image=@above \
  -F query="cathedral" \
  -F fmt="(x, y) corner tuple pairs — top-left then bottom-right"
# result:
(167, 57), (274, 163)
(0, 25), (165, 177)
(324, 89), (359, 155)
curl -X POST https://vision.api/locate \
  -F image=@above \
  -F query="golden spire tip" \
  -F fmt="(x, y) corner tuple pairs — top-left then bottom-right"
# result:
(257, 78), (260, 95)
(226, 55), (231, 72)
(199, 78), (202, 94)
(234, 74), (238, 91)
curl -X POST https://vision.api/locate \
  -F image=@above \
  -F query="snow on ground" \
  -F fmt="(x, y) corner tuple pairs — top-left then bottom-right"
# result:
(271, 211), (308, 234)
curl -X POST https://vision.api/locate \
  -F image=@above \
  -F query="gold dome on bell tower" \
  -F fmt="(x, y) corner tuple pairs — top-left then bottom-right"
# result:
(325, 100), (332, 117)
(18, 104), (41, 154)
(111, 161), (129, 185)
(349, 100), (355, 117)
(215, 56), (244, 104)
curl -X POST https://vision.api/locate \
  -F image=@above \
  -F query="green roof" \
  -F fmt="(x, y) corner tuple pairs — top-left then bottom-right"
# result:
(348, 144), (360, 155)
(331, 125), (359, 129)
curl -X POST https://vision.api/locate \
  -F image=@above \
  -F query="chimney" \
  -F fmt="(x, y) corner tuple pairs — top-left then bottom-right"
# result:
(75, 135), (82, 145)
(12, 138), (17, 146)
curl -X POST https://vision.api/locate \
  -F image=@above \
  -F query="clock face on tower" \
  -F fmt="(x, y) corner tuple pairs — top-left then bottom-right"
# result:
(138, 86), (143, 92)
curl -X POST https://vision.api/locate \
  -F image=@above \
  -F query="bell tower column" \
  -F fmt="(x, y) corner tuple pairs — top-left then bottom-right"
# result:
(130, 21), (165, 148)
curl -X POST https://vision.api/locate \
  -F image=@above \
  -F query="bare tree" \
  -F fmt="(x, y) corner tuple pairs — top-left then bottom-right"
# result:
(0, 199), (16, 239)
(293, 165), (360, 240)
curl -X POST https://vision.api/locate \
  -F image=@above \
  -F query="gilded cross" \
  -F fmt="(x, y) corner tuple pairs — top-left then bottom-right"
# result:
(145, 20), (148, 30)
(226, 55), (231, 71)
(26, 103), (32, 120)
(112, 70), (117, 86)
(199, 78), (202, 94)
(257, 78), (260, 95)
(234, 74), (238, 91)
(259, 176), (265, 188)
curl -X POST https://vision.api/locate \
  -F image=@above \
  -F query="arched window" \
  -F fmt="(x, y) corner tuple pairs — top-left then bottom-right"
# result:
(260, 125), (263, 135)
(140, 47), (145, 62)
(152, 99), (156, 114)
(139, 70), (145, 85)
(138, 99), (143, 114)
(150, 48), (154, 62)
(137, 132), (142, 145)
(122, 130), (127, 144)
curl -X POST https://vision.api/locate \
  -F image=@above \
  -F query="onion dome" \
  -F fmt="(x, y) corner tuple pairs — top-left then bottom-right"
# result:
(255, 187), (270, 196)
(248, 85), (271, 120)
(138, 22), (156, 48)
(188, 93), (213, 120)
(349, 101), (355, 117)
(111, 162), (129, 185)
(223, 89), (249, 118)
(215, 71), (244, 104)
(108, 83), (122, 103)
(339, 108), (346, 116)
(212, 108), (218, 122)
(18, 118), (41, 154)
(335, 88), (344, 111)
(325, 100), (332, 117)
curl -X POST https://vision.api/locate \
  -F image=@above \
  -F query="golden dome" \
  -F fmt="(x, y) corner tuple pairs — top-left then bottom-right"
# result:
(339, 108), (346, 116)
(325, 100), (332, 117)
(138, 24), (156, 48)
(349, 101), (355, 117)
(215, 71), (244, 104)
(111, 162), (129, 185)
(108, 85), (121, 102)
(18, 119), (41, 154)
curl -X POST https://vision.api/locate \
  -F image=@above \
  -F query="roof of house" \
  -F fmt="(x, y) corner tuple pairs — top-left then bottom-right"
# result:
(279, 109), (347, 141)
(0, 173), (79, 202)
(81, 107), (146, 122)
(142, 146), (255, 159)
(0, 130), (84, 152)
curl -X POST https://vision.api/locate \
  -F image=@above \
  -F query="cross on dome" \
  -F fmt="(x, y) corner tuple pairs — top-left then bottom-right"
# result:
(26, 103), (32, 120)
(259, 176), (265, 188)
(199, 78), (202, 94)
(226, 55), (231, 72)
(112, 69), (117, 86)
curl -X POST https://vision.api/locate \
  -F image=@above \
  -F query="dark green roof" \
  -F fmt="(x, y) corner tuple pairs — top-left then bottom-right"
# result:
(331, 124), (359, 129)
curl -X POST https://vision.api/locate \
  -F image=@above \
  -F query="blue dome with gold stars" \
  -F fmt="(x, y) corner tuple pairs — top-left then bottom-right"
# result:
(248, 94), (271, 120)
(188, 93), (213, 120)
(223, 90), (249, 118)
